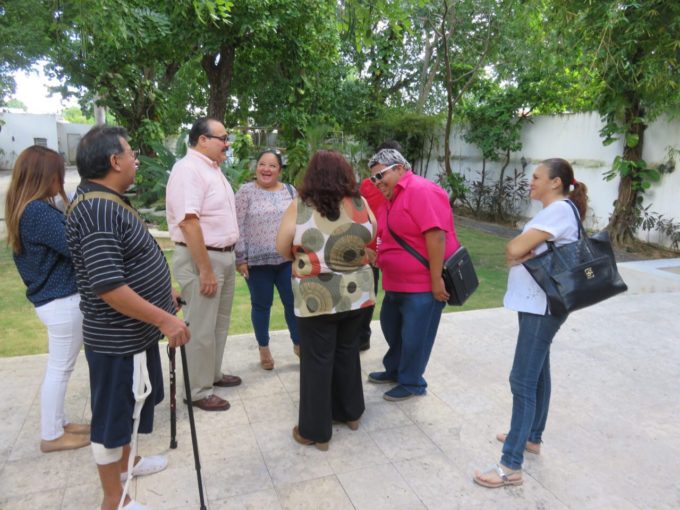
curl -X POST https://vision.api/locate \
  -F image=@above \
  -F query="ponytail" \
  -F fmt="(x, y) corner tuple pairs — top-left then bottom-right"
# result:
(568, 180), (589, 220)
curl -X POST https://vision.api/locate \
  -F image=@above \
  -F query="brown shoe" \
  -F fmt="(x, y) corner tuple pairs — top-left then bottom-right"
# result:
(346, 420), (360, 431)
(186, 394), (231, 411)
(213, 374), (242, 387)
(40, 432), (90, 453)
(259, 347), (274, 370)
(64, 422), (90, 435)
(293, 344), (300, 358)
(292, 425), (329, 451)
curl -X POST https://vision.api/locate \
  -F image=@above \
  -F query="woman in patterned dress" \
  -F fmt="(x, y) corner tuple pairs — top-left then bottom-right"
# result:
(276, 150), (376, 450)
(235, 149), (299, 370)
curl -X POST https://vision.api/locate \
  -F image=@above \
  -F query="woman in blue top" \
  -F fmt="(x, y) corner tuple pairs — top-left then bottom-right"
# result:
(5, 146), (90, 453)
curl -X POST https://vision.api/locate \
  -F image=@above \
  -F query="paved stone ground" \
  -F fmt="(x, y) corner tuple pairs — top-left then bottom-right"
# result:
(1, 265), (679, 509)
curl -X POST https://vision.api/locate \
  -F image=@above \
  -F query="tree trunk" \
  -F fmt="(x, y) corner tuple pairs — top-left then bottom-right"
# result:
(441, 0), (454, 177)
(202, 43), (236, 122)
(606, 100), (647, 246)
(495, 148), (511, 220)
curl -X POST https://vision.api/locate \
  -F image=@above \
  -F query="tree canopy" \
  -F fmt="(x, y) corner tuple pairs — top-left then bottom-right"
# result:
(2, 0), (679, 245)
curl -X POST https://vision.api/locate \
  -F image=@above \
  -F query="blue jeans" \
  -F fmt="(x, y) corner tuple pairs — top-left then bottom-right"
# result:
(501, 311), (567, 470)
(379, 291), (445, 395)
(246, 263), (299, 347)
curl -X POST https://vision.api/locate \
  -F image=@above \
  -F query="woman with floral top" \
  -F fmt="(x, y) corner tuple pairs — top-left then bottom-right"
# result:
(235, 149), (299, 370)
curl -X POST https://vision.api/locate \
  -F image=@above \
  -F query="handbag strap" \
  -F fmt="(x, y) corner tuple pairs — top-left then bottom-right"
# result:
(386, 207), (430, 270)
(545, 199), (595, 261)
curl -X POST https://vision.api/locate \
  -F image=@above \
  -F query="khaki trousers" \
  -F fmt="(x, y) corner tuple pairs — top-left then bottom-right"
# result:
(173, 246), (235, 400)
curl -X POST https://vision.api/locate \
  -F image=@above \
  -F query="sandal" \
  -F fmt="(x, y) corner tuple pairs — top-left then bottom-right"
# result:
(496, 432), (541, 454)
(258, 347), (274, 370)
(473, 463), (523, 488)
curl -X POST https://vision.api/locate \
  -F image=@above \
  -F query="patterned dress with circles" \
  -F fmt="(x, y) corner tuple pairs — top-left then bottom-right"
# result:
(292, 196), (375, 317)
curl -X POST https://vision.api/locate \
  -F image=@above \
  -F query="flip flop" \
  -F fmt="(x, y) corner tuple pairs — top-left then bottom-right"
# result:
(473, 463), (523, 488)
(496, 432), (541, 454)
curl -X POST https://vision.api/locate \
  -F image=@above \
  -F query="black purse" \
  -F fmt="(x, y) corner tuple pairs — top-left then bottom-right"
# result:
(386, 211), (478, 305)
(522, 200), (628, 315)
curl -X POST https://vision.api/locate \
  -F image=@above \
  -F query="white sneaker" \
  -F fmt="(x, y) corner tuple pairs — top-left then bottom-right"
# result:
(122, 500), (153, 510)
(120, 455), (168, 482)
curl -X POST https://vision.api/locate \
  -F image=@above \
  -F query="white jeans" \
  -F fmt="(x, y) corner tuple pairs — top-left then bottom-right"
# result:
(35, 294), (84, 440)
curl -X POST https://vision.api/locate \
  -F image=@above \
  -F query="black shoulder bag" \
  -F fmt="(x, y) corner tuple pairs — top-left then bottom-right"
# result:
(522, 200), (628, 315)
(386, 209), (478, 306)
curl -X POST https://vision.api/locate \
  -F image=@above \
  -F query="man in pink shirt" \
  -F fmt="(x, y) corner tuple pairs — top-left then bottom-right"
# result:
(366, 148), (460, 401)
(166, 117), (242, 412)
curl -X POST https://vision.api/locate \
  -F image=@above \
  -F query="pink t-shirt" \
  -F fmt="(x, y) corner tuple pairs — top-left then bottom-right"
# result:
(377, 171), (460, 292)
(166, 148), (239, 247)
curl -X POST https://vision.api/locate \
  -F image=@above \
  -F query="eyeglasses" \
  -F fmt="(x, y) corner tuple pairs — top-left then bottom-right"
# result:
(369, 164), (398, 184)
(116, 149), (139, 159)
(204, 134), (230, 143)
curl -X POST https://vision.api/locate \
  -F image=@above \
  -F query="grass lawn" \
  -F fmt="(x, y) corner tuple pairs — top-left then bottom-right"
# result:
(0, 224), (509, 357)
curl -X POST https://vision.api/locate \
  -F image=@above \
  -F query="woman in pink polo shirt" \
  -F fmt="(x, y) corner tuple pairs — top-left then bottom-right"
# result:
(366, 149), (460, 401)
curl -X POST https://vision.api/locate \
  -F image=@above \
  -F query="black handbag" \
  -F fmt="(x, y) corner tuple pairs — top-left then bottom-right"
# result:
(386, 213), (478, 305)
(522, 200), (628, 315)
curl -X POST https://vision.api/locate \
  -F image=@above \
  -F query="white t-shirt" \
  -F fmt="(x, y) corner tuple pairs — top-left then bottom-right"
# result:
(503, 200), (580, 315)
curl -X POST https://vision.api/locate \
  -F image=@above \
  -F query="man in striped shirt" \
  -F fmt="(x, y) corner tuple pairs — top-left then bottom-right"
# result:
(67, 125), (190, 510)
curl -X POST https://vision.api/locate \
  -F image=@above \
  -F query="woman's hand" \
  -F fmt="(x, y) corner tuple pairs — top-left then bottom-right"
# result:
(431, 276), (450, 302)
(237, 263), (249, 279)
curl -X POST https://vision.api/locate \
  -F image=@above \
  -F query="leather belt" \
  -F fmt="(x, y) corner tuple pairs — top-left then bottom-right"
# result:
(175, 241), (234, 252)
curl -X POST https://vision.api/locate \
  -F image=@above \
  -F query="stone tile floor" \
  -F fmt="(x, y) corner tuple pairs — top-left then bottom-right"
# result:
(1, 289), (679, 509)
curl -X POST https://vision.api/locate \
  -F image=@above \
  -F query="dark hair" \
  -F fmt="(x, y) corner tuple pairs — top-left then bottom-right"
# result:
(298, 150), (359, 219)
(5, 146), (67, 253)
(376, 139), (403, 153)
(76, 125), (127, 179)
(541, 158), (589, 219)
(256, 149), (283, 169)
(188, 117), (220, 147)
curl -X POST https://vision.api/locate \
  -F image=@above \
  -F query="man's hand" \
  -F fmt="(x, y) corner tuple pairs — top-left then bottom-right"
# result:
(431, 276), (450, 303)
(199, 269), (218, 297)
(160, 314), (190, 348)
(171, 288), (183, 312)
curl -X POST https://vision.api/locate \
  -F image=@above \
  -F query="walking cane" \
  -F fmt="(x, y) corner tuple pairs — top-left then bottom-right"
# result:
(167, 345), (177, 449)
(180, 343), (207, 510)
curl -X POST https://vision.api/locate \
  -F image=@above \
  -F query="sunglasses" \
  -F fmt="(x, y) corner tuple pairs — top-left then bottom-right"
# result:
(370, 164), (398, 184)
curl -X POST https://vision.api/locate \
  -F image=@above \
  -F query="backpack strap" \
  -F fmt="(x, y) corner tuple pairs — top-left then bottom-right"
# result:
(66, 191), (145, 227)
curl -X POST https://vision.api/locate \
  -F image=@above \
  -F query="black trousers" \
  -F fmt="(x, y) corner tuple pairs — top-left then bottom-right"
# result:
(358, 266), (381, 345)
(297, 309), (365, 442)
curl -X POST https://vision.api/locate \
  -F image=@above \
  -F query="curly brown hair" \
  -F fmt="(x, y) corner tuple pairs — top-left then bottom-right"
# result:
(298, 150), (359, 219)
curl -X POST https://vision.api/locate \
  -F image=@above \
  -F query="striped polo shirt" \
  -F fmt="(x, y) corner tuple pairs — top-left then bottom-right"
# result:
(66, 180), (175, 355)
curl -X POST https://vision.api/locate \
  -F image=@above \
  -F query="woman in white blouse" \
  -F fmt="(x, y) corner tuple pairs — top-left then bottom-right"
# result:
(475, 158), (589, 488)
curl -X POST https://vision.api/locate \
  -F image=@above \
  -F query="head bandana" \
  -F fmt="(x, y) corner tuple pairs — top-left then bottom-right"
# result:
(367, 148), (411, 171)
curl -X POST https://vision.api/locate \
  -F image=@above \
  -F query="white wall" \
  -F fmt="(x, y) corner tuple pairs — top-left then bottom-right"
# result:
(0, 112), (59, 169)
(418, 112), (680, 246)
(57, 121), (93, 164)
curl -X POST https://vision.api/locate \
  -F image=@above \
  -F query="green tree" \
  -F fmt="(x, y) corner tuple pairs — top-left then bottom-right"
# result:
(0, 2), (53, 103)
(552, 0), (680, 245)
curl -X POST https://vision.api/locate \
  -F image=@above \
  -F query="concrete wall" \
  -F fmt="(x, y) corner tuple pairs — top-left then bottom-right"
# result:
(0, 112), (59, 169)
(418, 112), (680, 246)
(0, 112), (92, 168)
(56, 121), (92, 164)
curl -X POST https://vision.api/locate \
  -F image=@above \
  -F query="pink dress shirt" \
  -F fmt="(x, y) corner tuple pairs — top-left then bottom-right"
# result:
(377, 171), (460, 293)
(166, 148), (239, 247)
